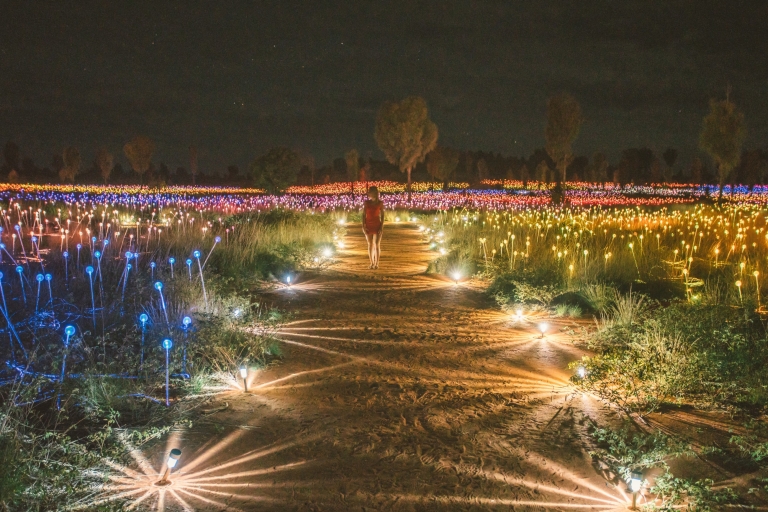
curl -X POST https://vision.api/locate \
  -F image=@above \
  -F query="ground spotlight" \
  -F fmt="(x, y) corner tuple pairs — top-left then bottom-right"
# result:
(322, 247), (333, 258)
(577, 365), (586, 379)
(628, 470), (643, 509)
(155, 448), (182, 486)
(286, 275), (292, 286)
(538, 322), (548, 338)
(451, 271), (461, 285)
(239, 363), (248, 392)
(514, 308), (523, 322)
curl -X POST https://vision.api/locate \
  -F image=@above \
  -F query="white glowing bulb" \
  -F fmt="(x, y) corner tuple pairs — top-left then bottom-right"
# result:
(629, 471), (643, 493)
(577, 366), (586, 378)
(323, 247), (333, 258)
(239, 365), (248, 379)
(452, 272), (461, 282)
(539, 323), (548, 335)
(166, 449), (181, 469)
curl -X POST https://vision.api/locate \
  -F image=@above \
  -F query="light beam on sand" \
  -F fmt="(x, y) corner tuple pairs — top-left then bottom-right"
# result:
(71, 431), (314, 511)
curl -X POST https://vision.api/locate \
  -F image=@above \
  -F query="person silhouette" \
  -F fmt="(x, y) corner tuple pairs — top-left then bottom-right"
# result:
(362, 186), (384, 269)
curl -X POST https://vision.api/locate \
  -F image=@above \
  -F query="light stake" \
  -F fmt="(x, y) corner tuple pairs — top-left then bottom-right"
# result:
(162, 338), (172, 407)
(628, 470), (643, 510)
(538, 322), (548, 338)
(155, 448), (182, 486)
(240, 363), (248, 392)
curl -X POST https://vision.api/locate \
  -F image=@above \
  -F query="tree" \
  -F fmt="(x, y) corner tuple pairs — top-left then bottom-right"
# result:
(123, 136), (155, 184)
(374, 96), (438, 200)
(536, 160), (550, 185)
(426, 146), (459, 190)
(545, 92), (583, 183)
(345, 149), (359, 193)
(588, 152), (608, 183)
(189, 145), (199, 185)
(699, 97), (746, 196)
(662, 147), (677, 181)
(476, 158), (489, 182)
(3, 141), (19, 175)
(249, 147), (300, 193)
(59, 146), (81, 183)
(95, 147), (113, 184)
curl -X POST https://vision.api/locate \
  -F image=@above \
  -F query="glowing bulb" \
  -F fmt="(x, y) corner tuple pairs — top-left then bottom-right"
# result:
(629, 471), (643, 493)
(64, 325), (76, 337)
(323, 247), (333, 258)
(577, 366), (586, 378)
(162, 338), (173, 350)
(539, 323), (548, 337)
(139, 313), (148, 325)
(239, 364), (248, 379)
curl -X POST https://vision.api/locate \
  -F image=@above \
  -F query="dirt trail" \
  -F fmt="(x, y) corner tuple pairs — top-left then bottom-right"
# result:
(170, 223), (635, 511)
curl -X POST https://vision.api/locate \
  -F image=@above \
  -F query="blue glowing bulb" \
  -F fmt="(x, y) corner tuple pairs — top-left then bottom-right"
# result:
(91, 236), (96, 243)
(0, 243), (5, 249)
(64, 325), (75, 337)
(154, 281), (163, 290)
(13, 225), (19, 231)
(162, 338), (173, 350)
(45, 273), (52, 282)
(186, 258), (192, 266)
(125, 251), (132, 259)
(103, 240), (109, 246)
(126, 263), (132, 270)
(31, 236), (37, 243)
(62, 251), (68, 258)
(76, 243), (82, 250)
(0, 272), (4, 280)
(36, 274), (43, 282)
(15, 266), (22, 274)
(150, 262), (156, 269)
(86, 266), (94, 275)
(94, 251), (101, 258)
(182, 316), (192, 328)
(139, 313), (148, 324)
(168, 257), (175, 264)
(215, 236), (221, 243)
(193, 250), (201, 259)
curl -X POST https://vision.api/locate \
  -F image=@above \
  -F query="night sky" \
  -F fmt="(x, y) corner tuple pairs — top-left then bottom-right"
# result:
(1, 1), (767, 173)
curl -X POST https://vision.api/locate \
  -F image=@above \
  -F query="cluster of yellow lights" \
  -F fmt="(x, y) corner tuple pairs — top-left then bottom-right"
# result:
(435, 203), (768, 307)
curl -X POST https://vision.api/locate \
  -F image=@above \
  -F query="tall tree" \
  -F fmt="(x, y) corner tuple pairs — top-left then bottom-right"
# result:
(345, 149), (359, 193)
(374, 96), (438, 200)
(3, 141), (19, 174)
(95, 147), (113, 184)
(536, 160), (550, 186)
(426, 146), (459, 190)
(588, 152), (608, 183)
(249, 147), (300, 193)
(700, 97), (746, 197)
(545, 93), (583, 183)
(189, 145), (199, 185)
(123, 136), (155, 184)
(59, 146), (81, 183)
(662, 147), (677, 181)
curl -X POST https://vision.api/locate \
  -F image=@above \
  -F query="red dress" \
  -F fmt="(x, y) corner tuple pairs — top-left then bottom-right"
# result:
(363, 200), (383, 235)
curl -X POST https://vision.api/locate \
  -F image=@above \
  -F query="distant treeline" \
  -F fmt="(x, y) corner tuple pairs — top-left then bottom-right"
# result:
(2, 139), (767, 188)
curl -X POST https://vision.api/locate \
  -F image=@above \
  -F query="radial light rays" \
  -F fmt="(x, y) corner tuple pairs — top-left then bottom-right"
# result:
(73, 430), (314, 511)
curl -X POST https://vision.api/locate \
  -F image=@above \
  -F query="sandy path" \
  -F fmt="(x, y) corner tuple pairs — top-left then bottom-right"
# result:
(159, 223), (635, 511)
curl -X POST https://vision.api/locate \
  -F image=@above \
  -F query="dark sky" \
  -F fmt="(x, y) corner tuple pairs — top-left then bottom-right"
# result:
(1, 1), (767, 174)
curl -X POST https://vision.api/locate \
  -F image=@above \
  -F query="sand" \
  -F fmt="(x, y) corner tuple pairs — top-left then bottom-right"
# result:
(142, 222), (762, 511)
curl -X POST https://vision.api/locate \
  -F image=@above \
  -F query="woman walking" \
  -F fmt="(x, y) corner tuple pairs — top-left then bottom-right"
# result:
(362, 186), (384, 269)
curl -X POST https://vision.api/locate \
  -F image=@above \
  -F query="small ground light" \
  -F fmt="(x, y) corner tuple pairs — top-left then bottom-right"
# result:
(515, 309), (523, 322)
(323, 247), (333, 258)
(452, 271), (461, 285)
(286, 275), (292, 286)
(538, 322), (548, 338)
(628, 470), (643, 510)
(155, 448), (182, 486)
(577, 366), (586, 378)
(239, 363), (248, 392)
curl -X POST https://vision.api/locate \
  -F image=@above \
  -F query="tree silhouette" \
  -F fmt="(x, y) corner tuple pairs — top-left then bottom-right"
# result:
(249, 147), (300, 193)
(59, 146), (81, 183)
(374, 96), (437, 200)
(345, 149), (359, 193)
(95, 147), (114, 184)
(662, 147), (677, 181)
(700, 98), (746, 197)
(189, 146), (199, 185)
(426, 146), (459, 190)
(123, 136), (155, 184)
(545, 93), (583, 183)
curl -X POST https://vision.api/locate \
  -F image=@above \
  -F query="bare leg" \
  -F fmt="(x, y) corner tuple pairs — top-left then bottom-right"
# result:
(374, 231), (382, 268)
(364, 233), (374, 268)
